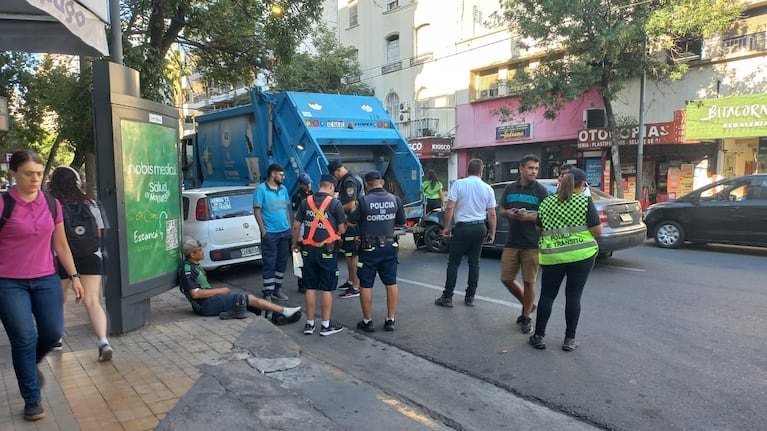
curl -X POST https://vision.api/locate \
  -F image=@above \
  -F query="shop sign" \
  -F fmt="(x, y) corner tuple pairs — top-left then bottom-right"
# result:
(496, 123), (532, 142)
(577, 122), (677, 149)
(686, 94), (767, 140)
(407, 139), (451, 159)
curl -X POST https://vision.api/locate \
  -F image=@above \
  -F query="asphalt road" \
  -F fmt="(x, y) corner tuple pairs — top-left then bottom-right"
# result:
(210, 238), (767, 431)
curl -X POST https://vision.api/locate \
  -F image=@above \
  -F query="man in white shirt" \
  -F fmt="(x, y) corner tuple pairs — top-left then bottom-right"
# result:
(435, 159), (497, 307)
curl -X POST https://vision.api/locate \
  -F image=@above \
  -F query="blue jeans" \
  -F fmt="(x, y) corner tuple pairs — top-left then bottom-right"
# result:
(0, 274), (64, 403)
(442, 222), (487, 299)
(261, 230), (291, 297)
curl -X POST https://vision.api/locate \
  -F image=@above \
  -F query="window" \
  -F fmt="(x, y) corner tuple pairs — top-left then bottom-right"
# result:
(348, 2), (358, 27)
(412, 24), (433, 65)
(477, 69), (498, 99)
(386, 0), (399, 11)
(722, 33), (766, 55)
(385, 91), (400, 117)
(383, 33), (402, 74)
(671, 38), (703, 62)
(386, 34), (400, 63)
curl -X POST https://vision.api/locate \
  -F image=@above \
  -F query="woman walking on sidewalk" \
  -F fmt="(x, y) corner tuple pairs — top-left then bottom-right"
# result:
(0, 150), (84, 421)
(529, 168), (602, 352)
(48, 165), (114, 362)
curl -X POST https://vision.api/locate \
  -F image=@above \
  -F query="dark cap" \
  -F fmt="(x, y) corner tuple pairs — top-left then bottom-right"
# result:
(569, 167), (587, 183)
(327, 159), (343, 173)
(320, 174), (337, 187)
(182, 239), (206, 257)
(364, 170), (382, 182)
(297, 172), (311, 185)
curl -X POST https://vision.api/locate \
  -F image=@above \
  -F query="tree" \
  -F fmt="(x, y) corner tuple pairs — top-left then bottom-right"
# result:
(271, 24), (374, 95)
(121, 0), (325, 103)
(494, 0), (744, 197)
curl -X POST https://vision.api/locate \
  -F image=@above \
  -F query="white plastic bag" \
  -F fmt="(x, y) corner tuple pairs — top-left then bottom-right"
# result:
(292, 250), (303, 278)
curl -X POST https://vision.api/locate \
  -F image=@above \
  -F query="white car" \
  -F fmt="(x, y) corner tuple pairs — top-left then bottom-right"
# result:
(182, 186), (261, 270)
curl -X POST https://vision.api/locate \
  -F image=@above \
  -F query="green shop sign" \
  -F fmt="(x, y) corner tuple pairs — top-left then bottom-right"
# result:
(121, 119), (181, 284)
(686, 94), (767, 140)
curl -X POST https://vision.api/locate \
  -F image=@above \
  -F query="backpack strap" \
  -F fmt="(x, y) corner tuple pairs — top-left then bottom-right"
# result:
(42, 191), (58, 222)
(0, 193), (15, 234)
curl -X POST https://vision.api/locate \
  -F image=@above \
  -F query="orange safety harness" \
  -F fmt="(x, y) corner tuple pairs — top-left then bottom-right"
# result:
(303, 196), (340, 247)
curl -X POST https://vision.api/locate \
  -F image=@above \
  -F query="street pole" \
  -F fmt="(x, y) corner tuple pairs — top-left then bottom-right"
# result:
(110, 0), (123, 64)
(635, 38), (646, 204)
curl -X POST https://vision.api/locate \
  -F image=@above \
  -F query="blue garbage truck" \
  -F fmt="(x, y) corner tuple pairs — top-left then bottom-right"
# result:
(181, 87), (423, 222)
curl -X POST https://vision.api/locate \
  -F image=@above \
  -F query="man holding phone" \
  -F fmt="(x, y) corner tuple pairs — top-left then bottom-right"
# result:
(499, 154), (549, 334)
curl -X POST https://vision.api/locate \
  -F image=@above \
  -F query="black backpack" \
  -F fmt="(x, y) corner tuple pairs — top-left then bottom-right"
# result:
(0, 192), (57, 233)
(62, 201), (100, 256)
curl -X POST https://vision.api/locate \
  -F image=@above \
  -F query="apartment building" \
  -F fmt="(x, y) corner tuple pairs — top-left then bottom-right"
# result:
(335, 0), (767, 202)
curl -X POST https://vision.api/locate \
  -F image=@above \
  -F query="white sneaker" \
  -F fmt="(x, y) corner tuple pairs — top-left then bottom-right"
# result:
(282, 306), (301, 318)
(98, 343), (113, 362)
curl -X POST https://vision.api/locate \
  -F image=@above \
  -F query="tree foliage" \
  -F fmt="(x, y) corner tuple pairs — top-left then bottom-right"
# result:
(494, 0), (744, 196)
(271, 25), (374, 95)
(121, 0), (324, 103)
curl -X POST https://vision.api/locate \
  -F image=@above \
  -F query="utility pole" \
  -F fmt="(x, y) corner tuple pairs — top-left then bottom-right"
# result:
(635, 36), (647, 204)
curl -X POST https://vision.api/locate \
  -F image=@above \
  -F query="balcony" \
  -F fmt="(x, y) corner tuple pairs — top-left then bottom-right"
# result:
(722, 32), (767, 55)
(396, 117), (440, 139)
(382, 61), (403, 74)
(410, 52), (434, 66)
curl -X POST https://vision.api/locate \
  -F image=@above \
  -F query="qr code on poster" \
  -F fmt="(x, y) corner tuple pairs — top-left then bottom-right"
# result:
(165, 219), (178, 250)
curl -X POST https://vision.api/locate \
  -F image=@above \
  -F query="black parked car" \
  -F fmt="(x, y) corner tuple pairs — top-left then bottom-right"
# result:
(643, 174), (767, 249)
(414, 179), (647, 256)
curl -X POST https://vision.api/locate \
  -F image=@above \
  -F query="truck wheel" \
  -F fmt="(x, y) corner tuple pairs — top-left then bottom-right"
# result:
(654, 221), (685, 249)
(425, 225), (448, 253)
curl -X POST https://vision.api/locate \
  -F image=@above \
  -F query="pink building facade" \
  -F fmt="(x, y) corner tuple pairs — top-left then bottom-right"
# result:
(454, 89), (605, 181)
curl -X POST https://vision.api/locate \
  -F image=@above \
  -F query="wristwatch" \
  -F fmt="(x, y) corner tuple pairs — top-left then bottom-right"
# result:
(69, 273), (81, 280)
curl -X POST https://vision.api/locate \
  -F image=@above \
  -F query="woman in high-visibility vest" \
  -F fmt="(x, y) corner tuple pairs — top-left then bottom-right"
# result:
(422, 170), (445, 213)
(529, 167), (602, 352)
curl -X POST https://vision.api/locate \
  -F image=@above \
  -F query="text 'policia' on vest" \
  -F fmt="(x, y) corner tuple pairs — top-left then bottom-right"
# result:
(538, 194), (599, 265)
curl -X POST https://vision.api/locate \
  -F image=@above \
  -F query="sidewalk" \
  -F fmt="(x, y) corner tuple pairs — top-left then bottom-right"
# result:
(1, 285), (599, 431)
(0, 287), (248, 431)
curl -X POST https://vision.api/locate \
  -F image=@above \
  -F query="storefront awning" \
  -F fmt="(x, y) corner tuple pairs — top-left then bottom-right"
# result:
(0, 0), (109, 57)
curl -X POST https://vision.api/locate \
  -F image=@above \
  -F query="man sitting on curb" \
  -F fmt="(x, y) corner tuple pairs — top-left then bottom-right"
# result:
(179, 239), (302, 324)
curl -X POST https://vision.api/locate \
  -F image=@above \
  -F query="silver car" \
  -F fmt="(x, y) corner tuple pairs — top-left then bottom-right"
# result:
(416, 179), (647, 257)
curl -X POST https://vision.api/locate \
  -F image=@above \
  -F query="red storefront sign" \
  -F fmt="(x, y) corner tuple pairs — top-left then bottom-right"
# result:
(407, 138), (452, 159)
(577, 122), (679, 149)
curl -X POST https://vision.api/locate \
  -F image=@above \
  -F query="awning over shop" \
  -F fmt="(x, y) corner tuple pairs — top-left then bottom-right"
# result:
(686, 93), (767, 140)
(0, 0), (109, 57)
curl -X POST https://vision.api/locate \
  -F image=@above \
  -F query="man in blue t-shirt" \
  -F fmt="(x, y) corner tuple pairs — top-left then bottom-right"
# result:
(253, 163), (292, 302)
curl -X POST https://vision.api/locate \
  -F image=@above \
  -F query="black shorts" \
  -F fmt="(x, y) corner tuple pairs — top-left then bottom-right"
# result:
(56, 253), (103, 278)
(340, 225), (359, 257)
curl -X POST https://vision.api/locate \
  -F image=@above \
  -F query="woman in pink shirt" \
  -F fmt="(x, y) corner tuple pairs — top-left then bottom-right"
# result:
(0, 150), (84, 421)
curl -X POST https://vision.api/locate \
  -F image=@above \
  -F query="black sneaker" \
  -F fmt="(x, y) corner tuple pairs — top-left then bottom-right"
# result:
(303, 323), (316, 335)
(356, 320), (375, 333)
(339, 288), (360, 298)
(337, 281), (352, 291)
(24, 401), (45, 421)
(529, 334), (546, 350)
(464, 296), (475, 307)
(516, 315), (525, 324)
(384, 319), (395, 331)
(320, 322), (344, 336)
(562, 337), (580, 351)
(52, 339), (63, 351)
(434, 295), (453, 307)
(219, 307), (248, 320)
(520, 317), (533, 334)
(272, 290), (289, 302)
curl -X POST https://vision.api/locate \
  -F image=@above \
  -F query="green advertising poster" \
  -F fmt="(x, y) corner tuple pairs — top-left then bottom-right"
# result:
(686, 94), (767, 140)
(121, 119), (180, 284)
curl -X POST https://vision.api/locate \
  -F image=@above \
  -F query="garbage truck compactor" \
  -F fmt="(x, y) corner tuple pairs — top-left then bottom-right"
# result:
(182, 87), (423, 222)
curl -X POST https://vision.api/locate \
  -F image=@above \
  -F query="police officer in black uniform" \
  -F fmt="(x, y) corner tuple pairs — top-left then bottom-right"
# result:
(292, 173), (313, 293)
(291, 174), (347, 337)
(327, 159), (364, 298)
(349, 170), (406, 332)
